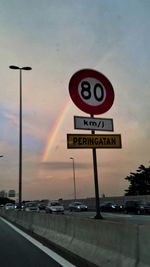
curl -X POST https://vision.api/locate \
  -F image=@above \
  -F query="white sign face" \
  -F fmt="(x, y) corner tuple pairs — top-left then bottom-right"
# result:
(78, 78), (107, 106)
(74, 116), (114, 131)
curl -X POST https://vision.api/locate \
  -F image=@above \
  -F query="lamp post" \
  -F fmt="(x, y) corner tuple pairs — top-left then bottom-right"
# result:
(9, 65), (32, 209)
(70, 157), (76, 200)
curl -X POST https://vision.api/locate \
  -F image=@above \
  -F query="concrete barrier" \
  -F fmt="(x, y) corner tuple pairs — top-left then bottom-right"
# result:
(0, 210), (150, 267)
(138, 224), (150, 267)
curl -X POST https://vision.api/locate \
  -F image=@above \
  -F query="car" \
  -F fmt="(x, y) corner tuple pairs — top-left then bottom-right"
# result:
(100, 202), (123, 212)
(124, 200), (150, 215)
(38, 202), (46, 210)
(68, 202), (88, 212)
(4, 203), (15, 210)
(45, 201), (64, 214)
(38, 200), (49, 210)
(14, 203), (25, 210)
(24, 202), (40, 212)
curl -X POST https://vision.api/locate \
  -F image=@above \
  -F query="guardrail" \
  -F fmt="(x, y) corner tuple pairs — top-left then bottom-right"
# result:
(0, 209), (150, 267)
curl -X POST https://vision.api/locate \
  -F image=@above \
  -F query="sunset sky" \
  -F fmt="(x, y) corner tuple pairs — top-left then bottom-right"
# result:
(0, 0), (149, 201)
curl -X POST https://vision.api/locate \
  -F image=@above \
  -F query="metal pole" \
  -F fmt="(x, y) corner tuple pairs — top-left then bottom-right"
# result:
(70, 157), (77, 200)
(9, 65), (32, 210)
(91, 115), (103, 219)
(19, 69), (22, 210)
(72, 159), (76, 200)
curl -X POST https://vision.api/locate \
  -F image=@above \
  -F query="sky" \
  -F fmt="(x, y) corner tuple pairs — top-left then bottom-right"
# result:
(0, 0), (150, 201)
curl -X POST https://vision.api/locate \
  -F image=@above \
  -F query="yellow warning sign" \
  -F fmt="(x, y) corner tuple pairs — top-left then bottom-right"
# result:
(67, 134), (122, 149)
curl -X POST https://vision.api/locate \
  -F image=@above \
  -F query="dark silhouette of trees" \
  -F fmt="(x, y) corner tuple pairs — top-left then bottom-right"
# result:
(0, 197), (15, 205)
(125, 164), (150, 195)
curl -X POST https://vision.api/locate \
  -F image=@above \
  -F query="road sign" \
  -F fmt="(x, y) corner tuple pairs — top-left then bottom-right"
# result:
(74, 116), (114, 131)
(69, 69), (114, 115)
(67, 134), (122, 149)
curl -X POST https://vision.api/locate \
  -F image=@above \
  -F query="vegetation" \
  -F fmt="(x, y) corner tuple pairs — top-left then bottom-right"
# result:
(125, 164), (150, 195)
(0, 197), (15, 205)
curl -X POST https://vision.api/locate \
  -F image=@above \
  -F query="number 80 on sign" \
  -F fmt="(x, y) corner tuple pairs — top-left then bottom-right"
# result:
(69, 69), (115, 115)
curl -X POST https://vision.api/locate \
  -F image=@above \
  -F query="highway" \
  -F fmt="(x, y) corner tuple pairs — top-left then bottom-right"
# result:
(1, 211), (150, 267)
(0, 217), (76, 267)
(39, 209), (150, 224)
(102, 212), (150, 225)
(65, 210), (150, 225)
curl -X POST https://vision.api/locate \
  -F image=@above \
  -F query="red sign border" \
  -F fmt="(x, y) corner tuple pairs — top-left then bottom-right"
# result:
(69, 69), (115, 115)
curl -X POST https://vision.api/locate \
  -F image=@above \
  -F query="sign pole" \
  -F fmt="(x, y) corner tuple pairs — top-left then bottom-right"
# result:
(91, 115), (103, 219)
(69, 69), (116, 220)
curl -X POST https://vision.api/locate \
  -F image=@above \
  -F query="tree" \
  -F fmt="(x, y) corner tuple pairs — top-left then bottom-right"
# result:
(0, 197), (15, 205)
(124, 164), (150, 195)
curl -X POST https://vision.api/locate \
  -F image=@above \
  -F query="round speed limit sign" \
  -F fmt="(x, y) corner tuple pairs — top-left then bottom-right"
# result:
(69, 69), (115, 115)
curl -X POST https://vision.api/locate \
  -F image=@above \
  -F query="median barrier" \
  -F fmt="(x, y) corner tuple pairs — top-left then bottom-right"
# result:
(0, 210), (150, 267)
(138, 224), (150, 267)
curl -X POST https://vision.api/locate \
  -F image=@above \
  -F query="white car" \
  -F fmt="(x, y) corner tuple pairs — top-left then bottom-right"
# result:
(45, 201), (64, 214)
(24, 202), (40, 212)
(4, 203), (15, 210)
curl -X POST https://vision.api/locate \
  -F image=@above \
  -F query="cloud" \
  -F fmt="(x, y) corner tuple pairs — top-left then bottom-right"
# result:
(40, 161), (91, 171)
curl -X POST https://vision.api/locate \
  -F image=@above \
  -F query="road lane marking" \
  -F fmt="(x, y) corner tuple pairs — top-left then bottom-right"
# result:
(0, 217), (76, 267)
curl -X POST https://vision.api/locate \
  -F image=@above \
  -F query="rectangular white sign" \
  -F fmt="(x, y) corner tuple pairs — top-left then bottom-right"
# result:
(74, 116), (114, 131)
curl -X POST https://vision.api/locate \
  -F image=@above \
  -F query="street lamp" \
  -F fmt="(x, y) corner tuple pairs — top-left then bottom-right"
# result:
(9, 65), (32, 209)
(70, 157), (76, 200)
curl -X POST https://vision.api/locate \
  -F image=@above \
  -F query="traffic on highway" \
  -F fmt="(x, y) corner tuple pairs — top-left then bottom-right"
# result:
(1, 199), (150, 226)
(2, 199), (150, 213)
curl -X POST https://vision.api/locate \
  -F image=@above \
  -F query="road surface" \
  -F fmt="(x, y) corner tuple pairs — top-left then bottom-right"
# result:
(0, 217), (76, 267)
(65, 210), (150, 225)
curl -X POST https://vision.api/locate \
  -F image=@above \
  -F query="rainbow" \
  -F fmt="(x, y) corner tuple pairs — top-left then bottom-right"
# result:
(41, 99), (71, 161)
